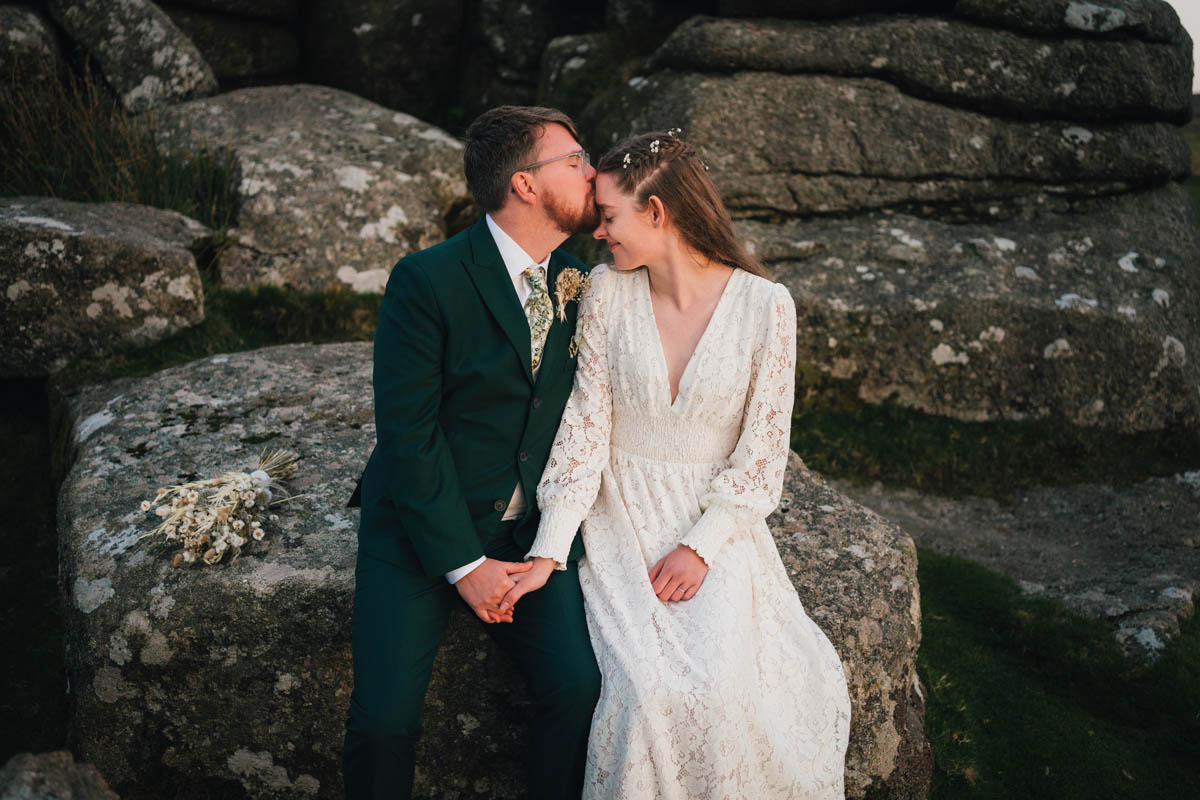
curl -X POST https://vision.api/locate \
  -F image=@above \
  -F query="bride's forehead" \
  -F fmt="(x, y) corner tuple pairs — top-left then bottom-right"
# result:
(594, 173), (628, 203)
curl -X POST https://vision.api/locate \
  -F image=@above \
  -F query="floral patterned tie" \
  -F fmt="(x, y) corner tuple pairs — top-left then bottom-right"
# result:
(523, 265), (553, 371)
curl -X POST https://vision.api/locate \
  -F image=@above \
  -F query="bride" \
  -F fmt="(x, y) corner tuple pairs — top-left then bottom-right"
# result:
(499, 131), (852, 798)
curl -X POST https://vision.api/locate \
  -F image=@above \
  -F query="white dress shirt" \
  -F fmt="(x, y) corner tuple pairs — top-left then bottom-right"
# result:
(445, 214), (551, 584)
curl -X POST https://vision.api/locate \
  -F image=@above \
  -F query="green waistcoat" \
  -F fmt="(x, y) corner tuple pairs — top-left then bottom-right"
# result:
(354, 217), (588, 575)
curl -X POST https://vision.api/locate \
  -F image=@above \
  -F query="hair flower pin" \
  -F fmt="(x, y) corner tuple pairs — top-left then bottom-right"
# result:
(649, 139), (660, 154)
(622, 152), (632, 169)
(667, 127), (682, 137)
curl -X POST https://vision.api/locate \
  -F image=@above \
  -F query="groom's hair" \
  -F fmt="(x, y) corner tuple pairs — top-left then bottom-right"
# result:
(464, 105), (581, 213)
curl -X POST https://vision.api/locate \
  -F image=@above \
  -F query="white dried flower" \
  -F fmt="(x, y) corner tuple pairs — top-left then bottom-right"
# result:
(156, 506), (171, 518)
(141, 500), (152, 511)
(250, 520), (261, 529)
(186, 490), (199, 503)
(232, 519), (245, 531)
(252, 528), (265, 541)
(650, 139), (660, 153)
(181, 550), (195, 563)
(231, 534), (245, 548)
(269, 514), (278, 522)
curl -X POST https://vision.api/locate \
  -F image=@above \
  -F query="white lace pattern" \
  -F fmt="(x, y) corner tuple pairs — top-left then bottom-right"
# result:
(528, 265), (852, 799)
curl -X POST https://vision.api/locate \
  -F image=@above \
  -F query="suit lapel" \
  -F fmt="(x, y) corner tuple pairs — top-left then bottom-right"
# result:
(463, 218), (534, 385)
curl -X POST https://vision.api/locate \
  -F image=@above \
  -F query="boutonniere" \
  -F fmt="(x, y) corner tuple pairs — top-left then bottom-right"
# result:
(554, 268), (590, 322)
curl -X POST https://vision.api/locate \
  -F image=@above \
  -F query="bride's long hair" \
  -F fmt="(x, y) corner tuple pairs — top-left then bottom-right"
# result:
(595, 132), (769, 279)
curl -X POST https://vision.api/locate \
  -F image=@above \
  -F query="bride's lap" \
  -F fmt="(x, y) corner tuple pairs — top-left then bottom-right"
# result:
(661, 535), (758, 636)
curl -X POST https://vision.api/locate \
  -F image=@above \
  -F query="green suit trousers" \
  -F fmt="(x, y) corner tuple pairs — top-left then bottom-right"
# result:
(342, 526), (599, 800)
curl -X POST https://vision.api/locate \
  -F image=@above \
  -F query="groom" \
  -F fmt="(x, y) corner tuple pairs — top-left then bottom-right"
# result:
(342, 106), (601, 799)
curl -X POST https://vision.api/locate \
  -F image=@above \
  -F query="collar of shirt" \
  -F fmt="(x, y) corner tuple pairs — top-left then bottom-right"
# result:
(485, 214), (551, 306)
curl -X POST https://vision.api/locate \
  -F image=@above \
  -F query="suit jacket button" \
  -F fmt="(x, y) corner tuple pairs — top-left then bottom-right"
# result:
(519, 451), (529, 462)
(493, 500), (506, 512)
(532, 397), (542, 409)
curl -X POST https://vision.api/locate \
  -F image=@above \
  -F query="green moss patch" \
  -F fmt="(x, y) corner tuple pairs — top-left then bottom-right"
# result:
(918, 547), (1200, 798)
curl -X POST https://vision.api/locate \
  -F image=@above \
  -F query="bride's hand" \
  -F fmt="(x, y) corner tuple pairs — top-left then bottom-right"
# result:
(498, 557), (557, 613)
(649, 545), (708, 602)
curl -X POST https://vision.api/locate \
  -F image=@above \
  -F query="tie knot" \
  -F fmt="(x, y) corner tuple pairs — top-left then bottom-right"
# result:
(524, 265), (547, 291)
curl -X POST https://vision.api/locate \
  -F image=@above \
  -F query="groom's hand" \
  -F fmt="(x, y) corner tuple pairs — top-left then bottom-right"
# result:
(456, 558), (533, 623)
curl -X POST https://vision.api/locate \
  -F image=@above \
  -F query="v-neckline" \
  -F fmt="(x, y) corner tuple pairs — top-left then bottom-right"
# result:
(642, 267), (739, 411)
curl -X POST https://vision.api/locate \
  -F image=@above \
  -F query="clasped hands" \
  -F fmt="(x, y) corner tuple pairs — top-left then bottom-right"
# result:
(457, 544), (709, 623)
(454, 556), (554, 624)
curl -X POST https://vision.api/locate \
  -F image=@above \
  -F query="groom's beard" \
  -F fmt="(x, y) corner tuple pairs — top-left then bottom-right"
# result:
(545, 185), (600, 236)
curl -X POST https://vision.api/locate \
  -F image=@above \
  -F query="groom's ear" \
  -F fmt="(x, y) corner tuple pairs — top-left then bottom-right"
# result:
(508, 170), (538, 207)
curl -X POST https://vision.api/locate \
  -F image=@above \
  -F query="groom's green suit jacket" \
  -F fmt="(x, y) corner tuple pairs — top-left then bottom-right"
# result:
(355, 216), (587, 575)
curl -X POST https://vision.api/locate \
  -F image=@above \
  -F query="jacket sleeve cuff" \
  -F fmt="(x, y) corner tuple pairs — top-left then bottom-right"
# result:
(679, 504), (738, 568)
(524, 506), (584, 570)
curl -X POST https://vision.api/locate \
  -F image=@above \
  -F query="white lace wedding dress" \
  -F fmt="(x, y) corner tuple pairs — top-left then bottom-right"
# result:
(527, 264), (851, 799)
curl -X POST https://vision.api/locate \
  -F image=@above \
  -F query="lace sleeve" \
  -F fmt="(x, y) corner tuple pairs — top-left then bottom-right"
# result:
(680, 282), (796, 567)
(526, 267), (613, 568)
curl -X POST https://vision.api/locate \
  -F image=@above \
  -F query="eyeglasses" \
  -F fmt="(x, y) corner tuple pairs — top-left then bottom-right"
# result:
(513, 149), (590, 174)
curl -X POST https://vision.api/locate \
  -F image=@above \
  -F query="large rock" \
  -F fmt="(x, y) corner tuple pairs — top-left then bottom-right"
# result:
(456, 0), (561, 120)
(160, 5), (300, 81)
(0, 751), (119, 800)
(738, 184), (1200, 433)
(537, 33), (629, 123)
(46, 0), (217, 114)
(953, 0), (1188, 43)
(584, 70), (1189, 219)
(770, 452), (930, 798)
(55, 342), (927, 799)
(834, 471), (1200, 663)
(0, 197), (208, 378)
(153, 85), (473, 292)
(715, 0), (953, 16)
(165, 0), (297, 23)
(650, 15), (1191, 122)
(0, 5), (67, 103)
(302, 0), (465, 127)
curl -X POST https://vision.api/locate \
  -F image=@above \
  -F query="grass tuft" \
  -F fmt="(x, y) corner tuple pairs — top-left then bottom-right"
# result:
(0, 61), (236, 231)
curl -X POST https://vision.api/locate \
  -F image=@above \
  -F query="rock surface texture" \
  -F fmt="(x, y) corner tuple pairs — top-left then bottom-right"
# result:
(46, 0), (218, 113)
(153, 84), (472, 291)
(0, 197), (209, 378)
(739, 186), (1200, 432)
(56, 343), (926, 799)
(301, 0), (465, 126)
(160, 5), (300, 82)
(835, 472), (1200, 663)
(0, 751), (120, 800)
(0, 4), (66, 104)
(582, 3), (1199, 433)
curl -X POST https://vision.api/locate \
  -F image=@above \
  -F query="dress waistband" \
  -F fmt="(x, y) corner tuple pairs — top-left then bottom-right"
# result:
(610, 413), (739, 464)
